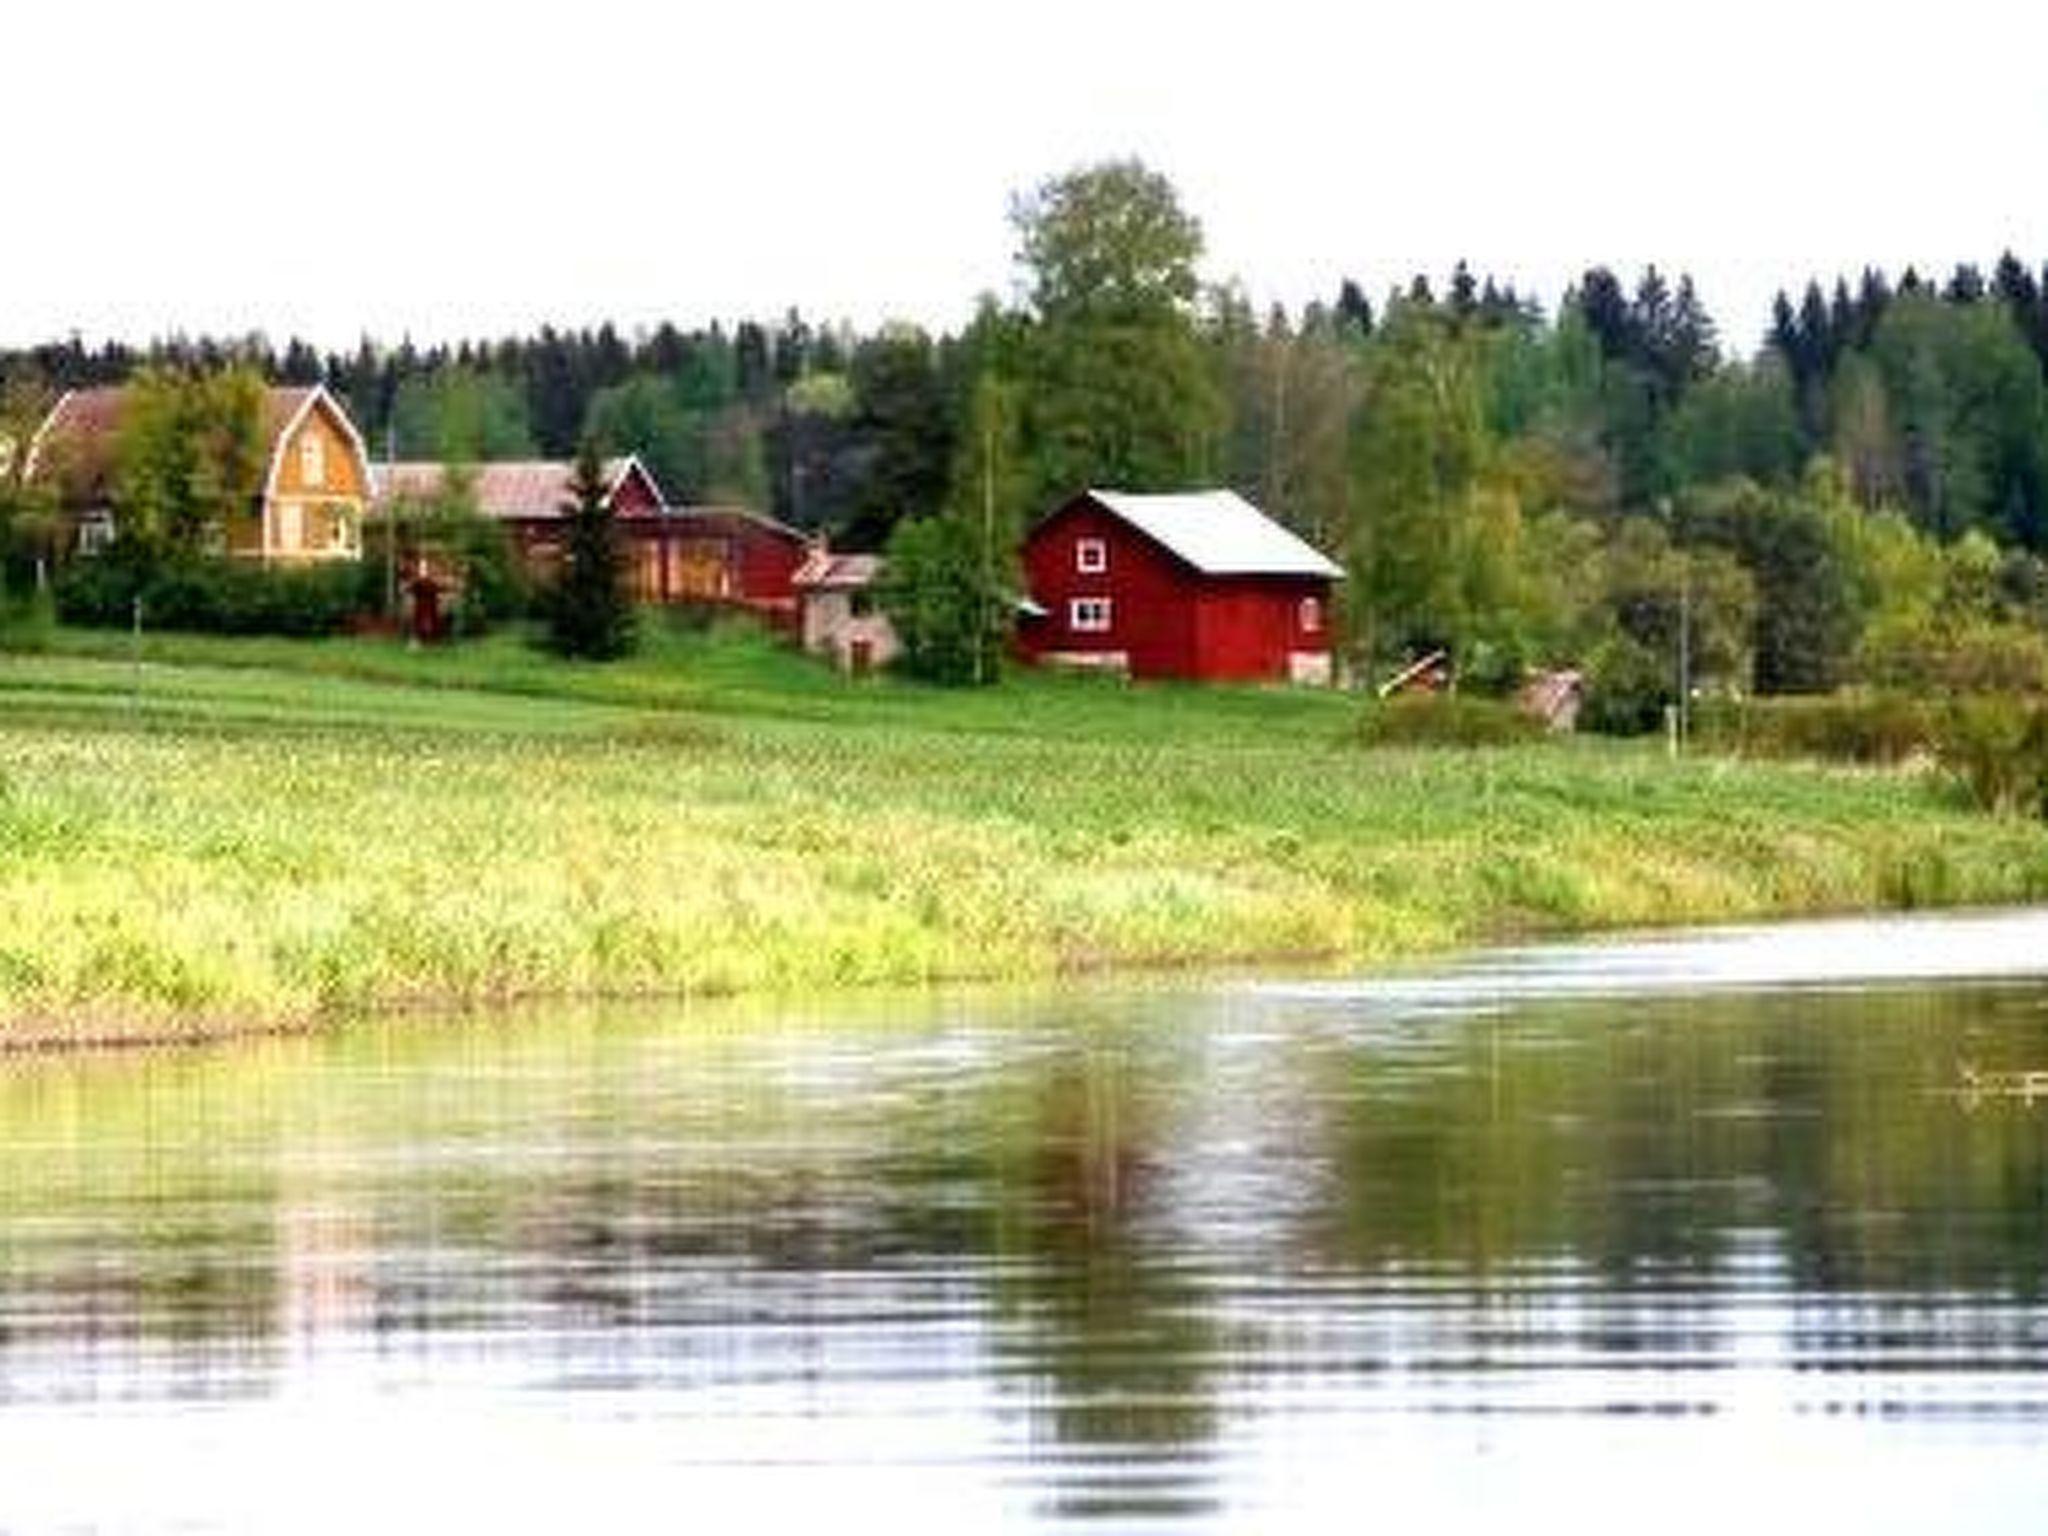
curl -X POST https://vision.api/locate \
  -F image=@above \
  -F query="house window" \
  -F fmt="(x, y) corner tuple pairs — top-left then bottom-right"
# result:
(1300, 595), (1323, 633)
(279, 500), (304, 550)
(1070, 596), (1113, 633)
(1076, 537), (1107, 574)
(77, 511), (116, 556)
(330, 508), (357, 553)
(300, 433), (326, 488)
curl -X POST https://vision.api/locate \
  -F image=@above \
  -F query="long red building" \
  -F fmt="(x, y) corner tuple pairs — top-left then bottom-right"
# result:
(1017, 489), (1342, 683)
(376, 459), (807, 623)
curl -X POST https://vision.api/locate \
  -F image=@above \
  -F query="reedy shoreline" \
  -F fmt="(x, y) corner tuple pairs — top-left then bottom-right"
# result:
(4, 624), (2046, 1049)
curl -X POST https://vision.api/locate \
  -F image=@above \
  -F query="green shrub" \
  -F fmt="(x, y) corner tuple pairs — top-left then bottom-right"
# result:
(49, 556), (139, 628)
(1579, 636), (1672, 736)
(1358, 694), (1546, 749)
(1935, 697), (2048, 818)
(1694, 693), (1936, 765)
(877, 515), (1010, 685)
(53, 557), (366, 638)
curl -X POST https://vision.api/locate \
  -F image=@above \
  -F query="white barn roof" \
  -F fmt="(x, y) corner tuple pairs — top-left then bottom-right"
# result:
(1083, 489), (1342, 579)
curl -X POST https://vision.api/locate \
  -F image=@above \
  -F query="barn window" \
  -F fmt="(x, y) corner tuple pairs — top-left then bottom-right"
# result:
(1070, 596), (1113, 633)
(1076, 537), (1107, 574)
(1300, 596), (1323, 633)
(300, 432), (326, 487)
(279, 501), (304, 549)
(330, 509), (357, 553)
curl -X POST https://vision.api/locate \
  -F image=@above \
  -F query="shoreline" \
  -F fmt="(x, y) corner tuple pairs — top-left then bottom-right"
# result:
(11, 894), (2048, 1060)
(5, 631), (2048, 1056)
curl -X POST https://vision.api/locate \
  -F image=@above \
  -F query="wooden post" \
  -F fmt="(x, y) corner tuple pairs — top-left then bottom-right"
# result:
(129, 594), (143, 721)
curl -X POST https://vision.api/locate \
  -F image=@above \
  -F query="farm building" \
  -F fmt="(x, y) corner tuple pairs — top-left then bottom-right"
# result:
(377, 457), (667, 595)
(792, 544), (899, 672)
(28, 385), (374, 563)
(376, 461), (806, 620)
(656, 505), (809, 627)
(1016, 489), (1342, 683)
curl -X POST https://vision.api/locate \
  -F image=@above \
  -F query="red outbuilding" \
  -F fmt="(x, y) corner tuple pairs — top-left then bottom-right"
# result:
(662, 506), (810, 629)
(378, 456), (672, 596)
(375, 459), (807, 625)
(1017, 489), (1342, 684)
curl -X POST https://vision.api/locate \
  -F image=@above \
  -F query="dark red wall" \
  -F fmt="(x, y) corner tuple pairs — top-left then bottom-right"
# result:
(715, 516), (805, 604)
(1191, 579), (1331, 679)
(504, 501), (803, 617)
(1020, 500), (1197, 676)
(1019, 496), (1332, 681)
(610, 470), (663, 518)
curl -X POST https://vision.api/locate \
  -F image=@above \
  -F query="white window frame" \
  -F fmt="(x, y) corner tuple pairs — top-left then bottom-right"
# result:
(279, 500), (304, 550)
(77, 511), (116, 556)
(1076, 537), (1108, 574)
(1300, 595), (1323, 634)
(330, 507), (357, 553)
(1070, 596), (1113, 633)
(300, 432), (326, 488)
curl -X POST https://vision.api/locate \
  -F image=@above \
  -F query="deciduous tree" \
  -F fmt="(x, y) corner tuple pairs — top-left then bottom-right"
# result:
(1011, 159), (1224, 504)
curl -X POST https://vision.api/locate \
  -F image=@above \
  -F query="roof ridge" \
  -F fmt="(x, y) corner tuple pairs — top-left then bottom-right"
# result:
(1075, 487), (1342, 580)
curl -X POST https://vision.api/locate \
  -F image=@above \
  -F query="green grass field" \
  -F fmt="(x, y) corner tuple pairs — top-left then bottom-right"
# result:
(4, 615), (2047, 1043)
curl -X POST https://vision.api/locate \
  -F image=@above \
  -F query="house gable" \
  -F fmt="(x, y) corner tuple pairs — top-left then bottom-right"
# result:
(267, 389), (373, 503)
(260, 388), (373, 561)
(606, 457), (667, 517)
(1020, 497), (1200, 677)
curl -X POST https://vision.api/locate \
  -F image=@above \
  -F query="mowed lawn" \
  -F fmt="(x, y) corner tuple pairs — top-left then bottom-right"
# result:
(4, 620), (2047, 1040)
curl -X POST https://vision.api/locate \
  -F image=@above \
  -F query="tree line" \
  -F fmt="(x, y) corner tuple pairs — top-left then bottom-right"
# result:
(6, 158), (2048, 708)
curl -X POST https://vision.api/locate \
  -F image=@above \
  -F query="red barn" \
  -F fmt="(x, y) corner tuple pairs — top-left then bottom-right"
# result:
(662, 506), (810, 629)
(378, 457), (671, 594)
(1017, 489), (1342, 683)
(375, 461), (805, 622)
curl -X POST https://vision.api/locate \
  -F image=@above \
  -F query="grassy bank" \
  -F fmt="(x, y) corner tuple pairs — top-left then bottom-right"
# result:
(4, 619), (2047, 1043)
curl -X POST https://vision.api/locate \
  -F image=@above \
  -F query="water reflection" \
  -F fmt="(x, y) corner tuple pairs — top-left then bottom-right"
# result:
(4, 911), (2048, 1531)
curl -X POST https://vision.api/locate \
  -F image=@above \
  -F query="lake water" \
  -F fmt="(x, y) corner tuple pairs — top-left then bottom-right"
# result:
(4, 910), (2048, 1533)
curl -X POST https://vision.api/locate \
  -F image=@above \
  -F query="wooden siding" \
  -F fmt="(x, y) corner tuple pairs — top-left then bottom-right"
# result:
(1020, 500), (1196, 677)
(1191, 579), (1328, 680)
(264, 396), (369, 562)
(272, 403), (371, 500)
(1019, 496), (1334, 682)
(608, 469), (663, 519)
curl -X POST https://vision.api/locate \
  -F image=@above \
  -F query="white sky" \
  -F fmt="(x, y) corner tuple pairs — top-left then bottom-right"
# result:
(6, 0), (2046, 359)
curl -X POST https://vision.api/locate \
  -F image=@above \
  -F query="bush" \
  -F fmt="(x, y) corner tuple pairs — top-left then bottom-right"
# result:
(877, 515), (1010, 685)
(446, 518), (528, 634)
(1693, 693), (1936, 765)
(1859, 615), (2048, 694)
(1935, 697), (2048, 818)
(53, 557), (366, 638)
(1579, 636), (1672, 736)
(1357, 694), (1546, 749)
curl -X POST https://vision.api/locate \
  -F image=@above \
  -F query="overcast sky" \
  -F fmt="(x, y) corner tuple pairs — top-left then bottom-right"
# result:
(7, 0), (2045, 359)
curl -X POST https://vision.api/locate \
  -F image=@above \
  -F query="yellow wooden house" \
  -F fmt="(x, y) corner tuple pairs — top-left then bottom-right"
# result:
(29, 384), (375, 563)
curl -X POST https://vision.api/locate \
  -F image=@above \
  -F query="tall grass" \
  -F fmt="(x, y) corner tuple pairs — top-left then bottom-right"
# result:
(3, 625), (2048, 1041)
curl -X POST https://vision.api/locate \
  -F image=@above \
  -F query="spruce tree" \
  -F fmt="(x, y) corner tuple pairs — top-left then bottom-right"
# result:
(546, 438), (637, 660)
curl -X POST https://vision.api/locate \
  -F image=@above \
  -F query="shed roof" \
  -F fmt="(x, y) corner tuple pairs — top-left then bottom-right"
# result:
(792, 550), (883, 591)
(376, 457), (661, 520)
(1072, 488), (1342, 579)
(670, 504), (809, 544)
